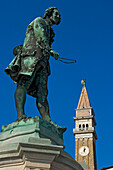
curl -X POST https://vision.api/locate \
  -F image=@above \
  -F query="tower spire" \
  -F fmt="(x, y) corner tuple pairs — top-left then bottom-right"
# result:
(77, 80), (91, 109)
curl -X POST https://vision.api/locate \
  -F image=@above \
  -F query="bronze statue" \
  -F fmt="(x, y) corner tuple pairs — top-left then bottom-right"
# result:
(5, 7), (61, 123)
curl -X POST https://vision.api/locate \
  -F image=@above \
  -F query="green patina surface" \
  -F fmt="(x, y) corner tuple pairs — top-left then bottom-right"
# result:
(1, 116), (65, 139)
(0, 116), (65, 146)
(4, 7), (61, 125)
(2, 116), (40, 132)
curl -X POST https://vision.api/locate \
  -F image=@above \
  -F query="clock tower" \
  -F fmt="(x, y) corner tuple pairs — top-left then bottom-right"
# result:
(73, 81), (97, 170)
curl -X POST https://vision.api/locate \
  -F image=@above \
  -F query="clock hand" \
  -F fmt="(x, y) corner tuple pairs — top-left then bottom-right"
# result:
(83, 147), (86, 152)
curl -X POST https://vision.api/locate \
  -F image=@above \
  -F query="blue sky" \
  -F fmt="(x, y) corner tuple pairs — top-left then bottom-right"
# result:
(0, 0), (113, 169)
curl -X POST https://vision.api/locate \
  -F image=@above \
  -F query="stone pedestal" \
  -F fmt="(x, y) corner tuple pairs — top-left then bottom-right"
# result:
(1, 116), (64, 146)
(0, 117), (84, 170)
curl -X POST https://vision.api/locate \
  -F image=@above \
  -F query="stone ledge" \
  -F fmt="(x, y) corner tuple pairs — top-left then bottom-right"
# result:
(73, 129), (97, 140)
(0, 142), (84, 170)
(73, 116), (97, 125)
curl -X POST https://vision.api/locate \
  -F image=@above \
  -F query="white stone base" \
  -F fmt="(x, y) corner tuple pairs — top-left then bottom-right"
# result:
(0, 138), (83, 170)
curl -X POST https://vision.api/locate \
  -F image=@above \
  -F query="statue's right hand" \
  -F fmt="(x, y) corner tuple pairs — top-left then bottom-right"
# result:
(53, 52), (59, 60)
(50, 49), (59, 60)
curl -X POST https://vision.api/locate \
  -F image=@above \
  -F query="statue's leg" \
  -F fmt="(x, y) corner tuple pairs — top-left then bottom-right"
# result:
(15, 86), (27, 121)
(35, 73), (51, 122)
(15, 76), (28, 121)
(36, 98), (51, 122)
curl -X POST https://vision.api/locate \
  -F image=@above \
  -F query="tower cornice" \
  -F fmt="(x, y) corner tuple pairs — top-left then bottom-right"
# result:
(73, 128), (97, 140)
(73, 115), (97, 126)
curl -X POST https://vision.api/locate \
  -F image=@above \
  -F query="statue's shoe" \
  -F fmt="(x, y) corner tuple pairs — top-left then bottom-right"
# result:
(16, 114), (27, 121)
(49, 120), (67, 133)
(57, 127), (67, 133)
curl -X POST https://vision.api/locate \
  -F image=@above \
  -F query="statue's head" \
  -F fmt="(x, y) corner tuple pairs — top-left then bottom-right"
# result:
(44, 7), (61, 25)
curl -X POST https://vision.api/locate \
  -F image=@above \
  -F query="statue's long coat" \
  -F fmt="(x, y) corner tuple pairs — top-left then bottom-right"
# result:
(5, 17), (54, 83)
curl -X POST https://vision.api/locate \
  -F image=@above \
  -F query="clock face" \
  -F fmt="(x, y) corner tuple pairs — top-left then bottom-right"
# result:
(79, 146), (89, 156)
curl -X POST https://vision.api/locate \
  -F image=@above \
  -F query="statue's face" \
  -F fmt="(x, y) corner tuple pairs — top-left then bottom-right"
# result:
(51, 9), (61, 25)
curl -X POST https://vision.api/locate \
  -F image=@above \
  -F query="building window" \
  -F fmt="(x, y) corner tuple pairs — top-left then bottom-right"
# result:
(79, 124), (81, 130)
(86, 124), (88, 130)
(83, 141), (85, 145)
(83, 160), (86, 163)
(83, 124), (85, 130)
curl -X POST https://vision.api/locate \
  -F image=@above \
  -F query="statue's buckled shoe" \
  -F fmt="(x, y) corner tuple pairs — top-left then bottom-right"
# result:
(17, 114), (27, 121)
